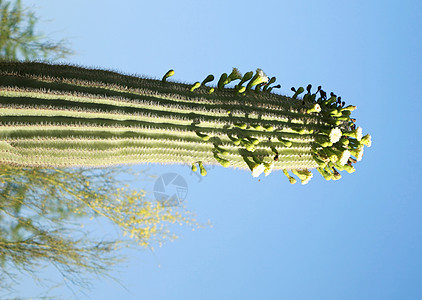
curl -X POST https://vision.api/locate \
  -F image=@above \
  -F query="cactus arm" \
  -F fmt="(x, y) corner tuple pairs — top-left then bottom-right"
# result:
(0, 61), (371, 184)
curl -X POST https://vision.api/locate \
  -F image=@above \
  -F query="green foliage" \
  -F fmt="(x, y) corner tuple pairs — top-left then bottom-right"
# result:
(0, 0), (73, 60)
(0, 164), (197, 295)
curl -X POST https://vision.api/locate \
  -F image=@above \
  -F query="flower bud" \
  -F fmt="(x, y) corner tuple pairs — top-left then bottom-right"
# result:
(307, 103), (321, 114)
(292, 86), (304, 99)
(283, 169), (297, 184)
(227, 68), (242, 82)
(196, 131), (210, 141)
(190, 82), (201, 92)
(361, 134), (372, 147)
(343, 127), (362, 141)
(217, 73), (228, 90)
(341, 105), (357, 112)
(162, 69), (174, 82)
(202, 74), (214, 85)
(214, 153), (230, 168)
(198, 161), (207, 176)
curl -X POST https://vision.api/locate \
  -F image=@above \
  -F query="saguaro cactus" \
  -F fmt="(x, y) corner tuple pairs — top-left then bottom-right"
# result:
(0, 61), (371, 184)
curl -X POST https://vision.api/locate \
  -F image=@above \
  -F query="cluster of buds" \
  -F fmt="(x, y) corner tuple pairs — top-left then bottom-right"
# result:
(187, 70), (371, 184)
(300, 85), (371, 182)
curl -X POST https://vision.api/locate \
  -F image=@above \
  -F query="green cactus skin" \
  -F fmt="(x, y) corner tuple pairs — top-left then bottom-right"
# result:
(0, 61), (371, 184)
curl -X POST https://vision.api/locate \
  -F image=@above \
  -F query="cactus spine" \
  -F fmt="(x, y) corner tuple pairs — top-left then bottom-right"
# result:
(0, 61), (371, 184)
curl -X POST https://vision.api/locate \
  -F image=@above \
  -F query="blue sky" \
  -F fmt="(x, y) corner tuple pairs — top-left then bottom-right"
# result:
(12, 0), (422, 299)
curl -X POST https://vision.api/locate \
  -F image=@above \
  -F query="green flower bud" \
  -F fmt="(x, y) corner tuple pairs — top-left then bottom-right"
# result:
(342, 164), (356, 173)
(343, 127), (363, 141)
(214, 145), (229, 155)
(278, 138), (292, 147)
(315, 134), (330, 145)
(234, 123), (247, 129)
(227, 68), (242, 82)
(227, 134), (241, 145)
(313, 156), (328, 168)
(350, 146), (364, 161)
(252, 155), (263, 165)
(341, 105), (357, 112)
(254, 82), (265, 92)
(283, 169), (297, 184)
(361, 134), (372, 147)
(214, 153), (230, 168)
(292, 127), (306, 134)
(292, 86), (304, 99)
(292, 169), (313, 185)
(217, 73), (228, 90)
(191, 163), (198, 172)
(323, 95), (337, 106)
(264, 162), (275, 176)
(307, 103), (321, 114)
(190, 81), (201, 92)
(317, 167), (333, 181)
(196, 131), (210, 141)
(202, 74), (214, 85)
(267, 84), (281, 93)
(251, 124), (264, 130)
(268, 77), (277, 84)
(238, 71), (253, 86)
(329, 108), (338, 115)
(198, 161), (207, 176)
(263, 77), (276, 92)
(247, 137), (260, 145)
(236, 86), (246, 94)
(331, 167), (341, 180)
(331, 161), (344, 171)
(162, 69), (175, 82)
(233, 139), (241, 145)
(208, 88), (215, 94)
(339, 138), (350, 146)
(323, 148), (339, 163)
(244, 143), (255, 152)
(341, 110), (351, 117)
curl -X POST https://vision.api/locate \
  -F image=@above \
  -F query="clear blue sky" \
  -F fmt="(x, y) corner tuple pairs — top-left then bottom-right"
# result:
(13, 0), (422, 299)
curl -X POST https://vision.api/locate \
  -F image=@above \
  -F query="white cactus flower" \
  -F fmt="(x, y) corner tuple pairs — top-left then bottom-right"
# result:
(329, 128), (342, 143)
(252, 163), (265, 177)
(356, 127), (363, 141)
(301, 173), (313, 185)
(256, 68), (269, 84)
(313, 103), (321, 112)
(339, 150), (351, 166)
